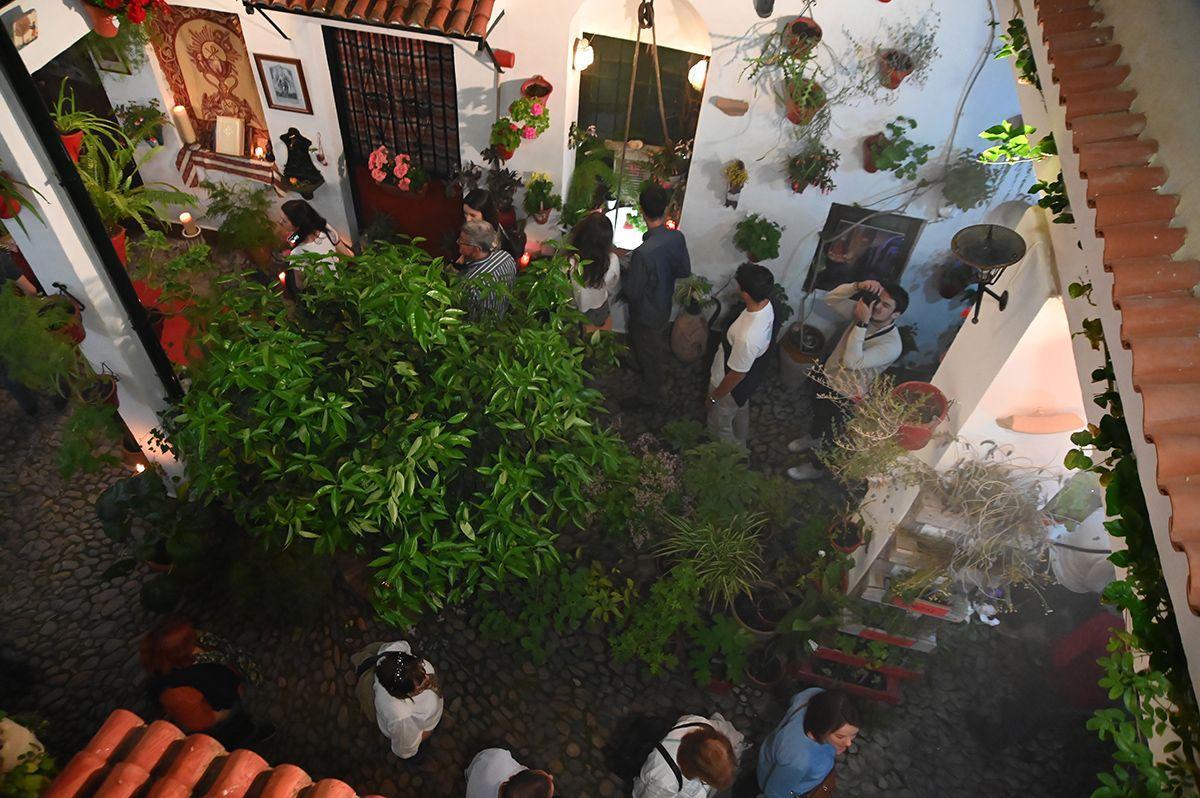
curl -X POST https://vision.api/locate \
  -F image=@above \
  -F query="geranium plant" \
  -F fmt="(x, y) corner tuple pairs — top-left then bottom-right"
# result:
(114, 99), (169, 146)
(786, 143), (839, 194)
(733, 213), (784, 262)
(490, 119), (522, 157)
(368, 146), (427, 192)
(88, 0), (169, 26)
(522, 172), (561, 219)
(508, 96), (550, 140)
(864, 116), (933, 181)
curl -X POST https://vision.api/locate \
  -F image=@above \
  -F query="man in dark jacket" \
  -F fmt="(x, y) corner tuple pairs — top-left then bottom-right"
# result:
(623, 183), (691, 407)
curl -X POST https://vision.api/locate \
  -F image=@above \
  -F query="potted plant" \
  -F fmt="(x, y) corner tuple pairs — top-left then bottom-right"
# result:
(508, 96), (551, 142)
(114, 99), (169, 146)
(200, 181), (276, 269)
(656, 512), (766, 608)
(783, 16), (822, 58)
(490, 119), (522, 161)
(722, 159), (749, 209)
(732, 583), (791, 635)
(520, 74), (553, 100)
(829, 514), (868, 555)
(51, 79), (122, 163)
(744, 641), (786, 687)
(778, 322), (824, 388)
(0, 291), (86, 403)
(877, 49), (915, 90)
(84, 0), (167, 34)
(942, 152), (998, 212)
(733, 213), (783, 263)
(671, 275), (715, 363)
(892, 381), (949, 450)
(687, 615), (750, 694)
(0, 712), (58, 798)
(0, 166), (46, 234)
(485, 166), (524, 229)
(77, 135), (195, 266)
(522, 172), (561, 224)
(786, 143), (839, 194)
(862, 116), (933, 180)
(782, 77), (826, 125)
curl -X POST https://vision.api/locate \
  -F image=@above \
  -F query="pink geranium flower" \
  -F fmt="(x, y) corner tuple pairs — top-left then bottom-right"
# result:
(368, 145), (388, 171)
(522, 125), (537, 139)
(531, 103), (544, 116)
(397, 178), (411, 191)
(370, 169), (387, 182)
(510, 123), (520, 132)
(393, 153), (410, 180)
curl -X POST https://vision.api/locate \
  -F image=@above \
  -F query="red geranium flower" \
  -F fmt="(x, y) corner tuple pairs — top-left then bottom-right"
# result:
(127, 4), (147, 22)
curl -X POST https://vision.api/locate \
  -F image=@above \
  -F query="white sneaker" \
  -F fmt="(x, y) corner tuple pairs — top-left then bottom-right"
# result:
(787, 436), (817, 453)
(787, 464), (824, 481)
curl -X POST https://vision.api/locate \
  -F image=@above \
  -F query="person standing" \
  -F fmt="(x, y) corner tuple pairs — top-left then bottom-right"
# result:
(351, 640), (442, 759)
(706, 263), (776, 452)
(758, 688), (860, 798)
(633, 713), (742, 798)
(465, 748), (555, 798)
(786, 278), (907, 481)
(456, 219), (517, 319)
(568, 212), (620, 329)
(623, 183), (691, 407)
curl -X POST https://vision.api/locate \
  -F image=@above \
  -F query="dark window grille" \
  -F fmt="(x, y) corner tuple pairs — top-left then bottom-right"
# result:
(326, 27), (460, 178)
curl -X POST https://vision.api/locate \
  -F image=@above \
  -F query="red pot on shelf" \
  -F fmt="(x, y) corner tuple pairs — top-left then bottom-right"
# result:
(0, 195), (20, 219)
(532, 208), (552, 225)
(892, 381), (948, 450)
(60, 130), (84, 163)
(84, 4), (120, 37)
(109, 226), (128, 267)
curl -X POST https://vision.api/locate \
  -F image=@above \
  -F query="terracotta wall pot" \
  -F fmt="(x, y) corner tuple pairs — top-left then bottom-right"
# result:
(784, 96), (823, 125)
(88, 375), (120, 408)
(828, 518), (865, 555)
(877, 50), (914, 90)
(892, 381), (948, 450)
(43, 296), (85, 344)
(60, 130), (84, 163)
(496, 146), (515, 161)
(110, 226), (128, 267)
(784, 17), (823, 58)
(671, 309), (708, 363)
(0, 195), (20, 219)
(862, 133), (887, 173)
(520, 75), (553, 99)
(85, 4), (120, 37)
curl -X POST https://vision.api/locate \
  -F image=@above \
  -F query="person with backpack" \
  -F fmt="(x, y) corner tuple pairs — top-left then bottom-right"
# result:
(706, 263), (777, 452)
(758, 688), (860, 798)
(351, 640), (442, 759)
(633, 714), (742, 798)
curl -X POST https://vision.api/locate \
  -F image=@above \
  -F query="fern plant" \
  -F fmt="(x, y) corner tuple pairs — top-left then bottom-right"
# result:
(201, 180), (275, 251)
(77, 136), (194, 234)
(673, 275), (715, 313)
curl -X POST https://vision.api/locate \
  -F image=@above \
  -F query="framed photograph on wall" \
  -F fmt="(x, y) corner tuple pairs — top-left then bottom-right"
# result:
(254, 54), (312, 114)
(91, 39), (131, 74)
(803, 203), (926, 293)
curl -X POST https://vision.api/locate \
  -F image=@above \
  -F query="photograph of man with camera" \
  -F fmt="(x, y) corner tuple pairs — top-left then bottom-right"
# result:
(785, 278), (909, 481)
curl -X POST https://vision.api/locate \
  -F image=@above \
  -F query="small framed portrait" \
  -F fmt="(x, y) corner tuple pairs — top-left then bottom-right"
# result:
(254, 54), (312, 115)
(91, 39), (130, 74)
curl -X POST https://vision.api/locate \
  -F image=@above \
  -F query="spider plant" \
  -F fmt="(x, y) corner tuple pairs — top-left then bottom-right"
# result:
(51, 78), (123, 145)
(77, 136), (194, 235)
(0, 166), (46, 234)
(656, 512), (766, 608)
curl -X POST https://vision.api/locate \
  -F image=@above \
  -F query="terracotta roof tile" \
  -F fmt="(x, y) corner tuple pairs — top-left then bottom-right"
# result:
(1095, 192), (1179, 230)
(1077, 138), (1158, 175)
(1069, 111), (1145, 145)
(1057, 63), (1130, 98)
(1101, 222), (1186, 260)
(1064, 88), (1134, 122)
(46, 711), (384, 798)
(1049, 42), (1121, 72)
(259, 0), (492, 38)
(1085, 166), (1167, 204)
(1117, 293), (1200, 343)
(1109, 258), (1200, 300)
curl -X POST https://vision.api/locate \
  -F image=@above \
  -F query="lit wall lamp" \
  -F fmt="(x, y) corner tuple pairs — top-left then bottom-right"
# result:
(573, 37), (594, 71)
(687, 59), (709, 91)
(951, 224), (1026, 325)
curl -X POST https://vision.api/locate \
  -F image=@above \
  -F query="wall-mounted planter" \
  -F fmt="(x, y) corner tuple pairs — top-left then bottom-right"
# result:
(0, 196), (20, 219)
(84, 4), (120, 38)
(892, 381), (948, 450)
(496, 146), (515, 162)
(520, 75), (553, 100)
(713, 97), (749, 117)
(86, 374), (120, 408)
(829, 517), (866, 555)
(43, 295), (85, 344)
(109, 226), (128, 267)
(724, 189), (741, 209)
(877, 49), (914, 90)
(862, 133), (887, 173)
(784, 17), (823, 58)
(783, 80), (826, 125)
(60, 130), (84, 163)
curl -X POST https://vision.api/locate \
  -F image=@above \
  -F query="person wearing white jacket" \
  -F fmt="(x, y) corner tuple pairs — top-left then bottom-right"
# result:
(351, 640), (442, 759)
(633, 713), (743, 798)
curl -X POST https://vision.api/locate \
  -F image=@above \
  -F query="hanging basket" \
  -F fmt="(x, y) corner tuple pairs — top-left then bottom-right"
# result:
(784, 17), (823, 58)
(496, 145), (515, 161)
(84, 4), (120, 38)
(892, 381), (948, 450)
(862, 133), (887, 173)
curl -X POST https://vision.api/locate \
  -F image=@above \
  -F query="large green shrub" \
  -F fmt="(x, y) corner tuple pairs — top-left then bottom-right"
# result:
(158, 242), (625, 624)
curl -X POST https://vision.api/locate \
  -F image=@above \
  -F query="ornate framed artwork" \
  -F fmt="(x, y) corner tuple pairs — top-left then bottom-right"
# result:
(254, 54), (312, 114)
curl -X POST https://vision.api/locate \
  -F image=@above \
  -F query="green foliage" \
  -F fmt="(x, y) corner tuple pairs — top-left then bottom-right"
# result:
(77, 133), (194, 233)
(784, 77), (826, 110)
(201, 181), (275, 251)
(563, 125), (617, 226)
(786, 143), (839, 194)
(611, 565), (702, 674)
(978, 122), (1056, 164)
(995, 17), (1041, 90)
(50, 79), (123, 146)
(1061, 320), (1200, 797)
(733, 213), (784, 262)
(522, 173), (562, 215)
(1029, 171), (1074, 224)
(0, 713), (57, 798)
(160, 242), (625, 625)
(508, 96), (551, 138)
(941, 152), (999, 212)
(0, 292), (80, 394)
(490, 118), (522, 153)
(673, 275), (715, 312)
(867, 116), (933, 181)
(113, 98), (168, 145)
(662, 419), (707, 451)
(687, 614), (750, 687)
(681, 442), (799, 530)
(0, 165), (46, 234)
(57, 402), (122, 478)
(657, 513), (766, 607)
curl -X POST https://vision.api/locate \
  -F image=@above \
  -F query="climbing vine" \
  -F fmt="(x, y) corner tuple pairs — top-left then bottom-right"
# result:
(1064, 292), (1200, 797)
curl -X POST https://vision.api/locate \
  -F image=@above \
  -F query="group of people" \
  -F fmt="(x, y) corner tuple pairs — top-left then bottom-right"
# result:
(139, 618), (861, 798)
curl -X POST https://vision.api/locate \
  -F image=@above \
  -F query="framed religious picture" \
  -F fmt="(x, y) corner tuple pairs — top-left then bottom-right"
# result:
(803, 203), (926, 293)
(254, 54), (312, 114)
(91, 39), (131, 74)
(8, 8), (38, 49)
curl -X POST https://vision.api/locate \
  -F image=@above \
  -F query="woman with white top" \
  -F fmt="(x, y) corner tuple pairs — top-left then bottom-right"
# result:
(280, 200), (354, 293)
(568, 212), (620, 329)
(350, 640), (442, 759)
(633, 714), (741, 798)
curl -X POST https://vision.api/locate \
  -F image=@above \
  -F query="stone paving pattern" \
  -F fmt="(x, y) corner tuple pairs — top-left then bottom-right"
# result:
(0, 340), (1114, 797)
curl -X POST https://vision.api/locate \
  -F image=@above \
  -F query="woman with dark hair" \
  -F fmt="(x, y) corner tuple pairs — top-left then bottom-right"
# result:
(280, 199), (355, 258)
(633, 713), (742, 798)
(351, 640), (442, 759)
(464, 189), (519, 258)
(758, 688), (860, 798)
(568, 211), (620, 328)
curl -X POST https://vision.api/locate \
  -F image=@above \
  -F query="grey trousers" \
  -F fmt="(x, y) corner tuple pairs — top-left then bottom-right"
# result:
(707, 388), (750, 451)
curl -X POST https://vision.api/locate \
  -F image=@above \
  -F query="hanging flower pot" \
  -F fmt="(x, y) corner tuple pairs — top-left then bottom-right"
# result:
(877, 49), (915, 90)
(84, 4), (120, 38)
(109, 226), (128, 267)
(783, 17), (822, 58)
(892, 381), (949, 450)
(520, 75), (553, 100)
(86, 374), (120, 408)
(42, 295), (85, 344)
(497, 145), (515, 161)
(862, 133), (887, 173)
(783, 79), (826, 125)
(60, 130), (85, 163)
(0, 195), (20, 219)
(828, 517), (866, 555)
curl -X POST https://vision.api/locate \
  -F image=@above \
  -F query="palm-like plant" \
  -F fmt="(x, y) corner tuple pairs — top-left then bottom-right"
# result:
(51, 79), (124, 146)
(657, 512), (766, 607)
(77, 136), (194, 234)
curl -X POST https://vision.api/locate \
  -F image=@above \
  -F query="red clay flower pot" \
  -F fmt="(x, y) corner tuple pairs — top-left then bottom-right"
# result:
(532, 208), (552, 225)
(784, 17), (822, 58)
(0, 195), (20, 219)
(497, 146), (515, 161)
(110, 226), (128, 267)
(877, 49), (914, 90)
(784, 97), (821, 125)
(60, 130), (84, 163)
(862, 133), (887, 173)
(892, 381), (948, 450)
(520, 75), (553, 100)
(85, 4), (120, 37)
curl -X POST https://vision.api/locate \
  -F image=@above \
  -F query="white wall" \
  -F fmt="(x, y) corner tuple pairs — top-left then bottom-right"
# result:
(575, 0), (711, 56)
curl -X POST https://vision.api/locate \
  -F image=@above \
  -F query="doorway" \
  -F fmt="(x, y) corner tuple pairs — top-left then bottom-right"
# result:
(324, 27), (462, 254)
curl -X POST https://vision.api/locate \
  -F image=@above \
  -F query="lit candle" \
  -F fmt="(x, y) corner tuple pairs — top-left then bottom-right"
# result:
(254, 146), (265, 159)
(179, 212), (200, 238)
(134, 463), (146, 473)
(278, 271), (287, 284)
(172, 105), (197, 146)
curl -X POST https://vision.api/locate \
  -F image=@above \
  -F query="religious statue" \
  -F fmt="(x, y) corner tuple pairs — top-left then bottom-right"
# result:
(280, 127), (324, 199)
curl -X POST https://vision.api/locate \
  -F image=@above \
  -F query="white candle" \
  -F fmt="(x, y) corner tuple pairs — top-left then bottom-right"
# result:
(254, 146), (264, 159)
(172, 105), (197, 145)
(179, 212), (192, 225)
(179, 211), (200, 238)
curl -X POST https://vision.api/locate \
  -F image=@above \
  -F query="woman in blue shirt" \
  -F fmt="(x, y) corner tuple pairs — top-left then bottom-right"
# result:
(758, 688), (861, 797)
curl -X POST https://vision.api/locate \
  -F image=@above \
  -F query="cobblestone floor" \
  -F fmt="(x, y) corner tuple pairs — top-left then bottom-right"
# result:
(0, 339), (1114, 797)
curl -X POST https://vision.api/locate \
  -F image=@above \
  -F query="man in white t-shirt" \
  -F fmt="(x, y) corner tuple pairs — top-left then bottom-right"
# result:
(707, 263), (777, 451)
(464, 748), (555, 798)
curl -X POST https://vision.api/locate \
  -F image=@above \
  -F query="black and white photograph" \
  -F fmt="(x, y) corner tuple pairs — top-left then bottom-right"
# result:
(254, 54), (312, 114)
